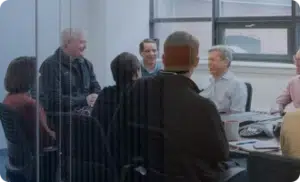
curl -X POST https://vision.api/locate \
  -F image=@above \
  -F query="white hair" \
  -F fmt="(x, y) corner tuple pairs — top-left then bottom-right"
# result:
(209, 45), (233, 67)
(60, 28), (85, 46)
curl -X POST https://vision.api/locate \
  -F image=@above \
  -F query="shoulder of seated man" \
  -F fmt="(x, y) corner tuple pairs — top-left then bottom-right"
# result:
(288, 75), (300, 84)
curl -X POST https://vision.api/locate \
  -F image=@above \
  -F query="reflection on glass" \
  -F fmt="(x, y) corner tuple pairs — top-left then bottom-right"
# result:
(224, 28), (288, 54)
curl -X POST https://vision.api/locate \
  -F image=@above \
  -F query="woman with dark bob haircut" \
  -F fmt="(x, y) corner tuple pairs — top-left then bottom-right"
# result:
(92, 52), (141, 132)
(3, 56), (55, 147)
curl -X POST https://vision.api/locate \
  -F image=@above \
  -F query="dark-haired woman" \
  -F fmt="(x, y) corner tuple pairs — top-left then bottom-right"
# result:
(91, 52), (141, 132)
(3, 56), (55, 182)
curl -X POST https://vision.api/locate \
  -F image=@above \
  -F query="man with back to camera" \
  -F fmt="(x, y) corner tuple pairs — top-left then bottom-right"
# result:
(139, 38), (163, 76)
(200, 45), (247, 113)
(112, 31), (249, 182)
(38, 28), (101, 112)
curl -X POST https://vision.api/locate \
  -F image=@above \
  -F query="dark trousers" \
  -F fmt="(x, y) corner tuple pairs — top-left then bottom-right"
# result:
(6, 171), (31, 182)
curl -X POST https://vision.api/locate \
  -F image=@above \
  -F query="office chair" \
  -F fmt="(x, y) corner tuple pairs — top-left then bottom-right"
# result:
(0, 103), (58, 182)
(47, 112), (115, 182)
(245, 82), (252, 112)
(247, 152), (300, 182)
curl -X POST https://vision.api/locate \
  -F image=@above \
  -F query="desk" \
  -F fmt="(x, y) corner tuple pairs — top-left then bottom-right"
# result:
(229, 137), (281, 168)
(229, 137), (281, 155)
(223, 112), (283, 155)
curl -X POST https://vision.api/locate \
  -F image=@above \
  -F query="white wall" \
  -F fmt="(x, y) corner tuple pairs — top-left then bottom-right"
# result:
(85, 0), (150, 85)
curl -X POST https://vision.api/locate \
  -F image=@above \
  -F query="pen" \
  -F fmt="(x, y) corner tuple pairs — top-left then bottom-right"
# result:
(236, 141), (257, 145)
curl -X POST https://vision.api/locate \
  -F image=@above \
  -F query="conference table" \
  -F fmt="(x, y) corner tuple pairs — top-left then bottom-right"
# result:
(221, 112), (283, 166)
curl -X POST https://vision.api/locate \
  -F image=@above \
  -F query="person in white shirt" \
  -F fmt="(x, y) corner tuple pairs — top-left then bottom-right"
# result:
(200, 45), (247, 113)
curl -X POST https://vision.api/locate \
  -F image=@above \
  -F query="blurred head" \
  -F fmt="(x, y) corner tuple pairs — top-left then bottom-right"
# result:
(61, 28), (87, 58)
(294, 49), (300, 74)
(111, 52), (141, 87)
(208, 45), (232, 78)
(294, 49), (300, 66)
(5, 56), (37, 93)
(162, 31), (199, 77)
(139, 39), (157, 65)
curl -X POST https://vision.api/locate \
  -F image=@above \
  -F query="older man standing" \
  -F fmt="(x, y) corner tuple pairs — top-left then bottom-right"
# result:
(201, 45), (247, 113)
(39, 28), (101, 112)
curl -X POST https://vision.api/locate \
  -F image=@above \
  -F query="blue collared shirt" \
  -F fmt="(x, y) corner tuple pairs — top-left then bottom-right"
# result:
(141, 61), (162, 77)
(200, 71), (247, 113)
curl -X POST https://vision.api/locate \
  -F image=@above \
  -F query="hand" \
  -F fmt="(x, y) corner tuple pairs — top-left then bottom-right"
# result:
(48, 130), (56, 140)
(270, 109), (280, 115)
(270, 105), (284, 115)
(86, 93), (98, 107)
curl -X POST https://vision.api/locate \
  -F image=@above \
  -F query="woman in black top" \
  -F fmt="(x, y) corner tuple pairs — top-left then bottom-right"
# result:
(91, 52), (141, 133)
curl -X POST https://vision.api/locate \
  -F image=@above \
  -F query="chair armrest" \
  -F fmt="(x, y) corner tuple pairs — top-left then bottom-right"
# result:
(43, 146), (58, 153)
(120, 157), (146, 182)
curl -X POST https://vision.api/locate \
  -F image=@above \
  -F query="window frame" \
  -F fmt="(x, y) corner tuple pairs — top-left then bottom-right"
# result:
(217, 21), (293, 63)
(153, 21), (213, 59)
(149, 0), (300, 63)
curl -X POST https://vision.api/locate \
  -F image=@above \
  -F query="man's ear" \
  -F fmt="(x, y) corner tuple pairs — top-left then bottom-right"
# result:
(193, 56), (199, 68)
(162, 54), (165, 66)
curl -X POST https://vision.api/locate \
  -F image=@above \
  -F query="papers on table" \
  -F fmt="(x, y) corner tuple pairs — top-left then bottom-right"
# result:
(221, 112), (281, 123)
(229, 139), (280, 153)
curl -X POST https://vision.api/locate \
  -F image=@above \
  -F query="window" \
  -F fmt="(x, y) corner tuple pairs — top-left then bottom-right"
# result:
(223, 28), (288, 55)
(154, 22), (212, 58)
(153, 0), (212, 18)
(219, 0), (291, 17)
(150, 0), (297, 63)
(296, 3), (300, 16)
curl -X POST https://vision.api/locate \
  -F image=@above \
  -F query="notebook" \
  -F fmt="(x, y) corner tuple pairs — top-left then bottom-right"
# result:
(253, 141), (280, 150)
(229, 140), (280, 152)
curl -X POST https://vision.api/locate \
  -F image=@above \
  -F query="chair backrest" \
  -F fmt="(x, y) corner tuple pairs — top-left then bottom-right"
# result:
(47, 112), (110, 159)
(245, 82), (252, 112)
(248, 152), (300, 182)
(0, 103), (32, 165)
(0, 102), (34, 180)
(46, 112), (116, 180)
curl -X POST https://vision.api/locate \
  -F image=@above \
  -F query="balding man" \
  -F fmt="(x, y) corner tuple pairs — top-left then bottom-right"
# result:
(111, 31), (230, 182)
(201, 45), (247, 113)
(39, 28), (101, 112)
